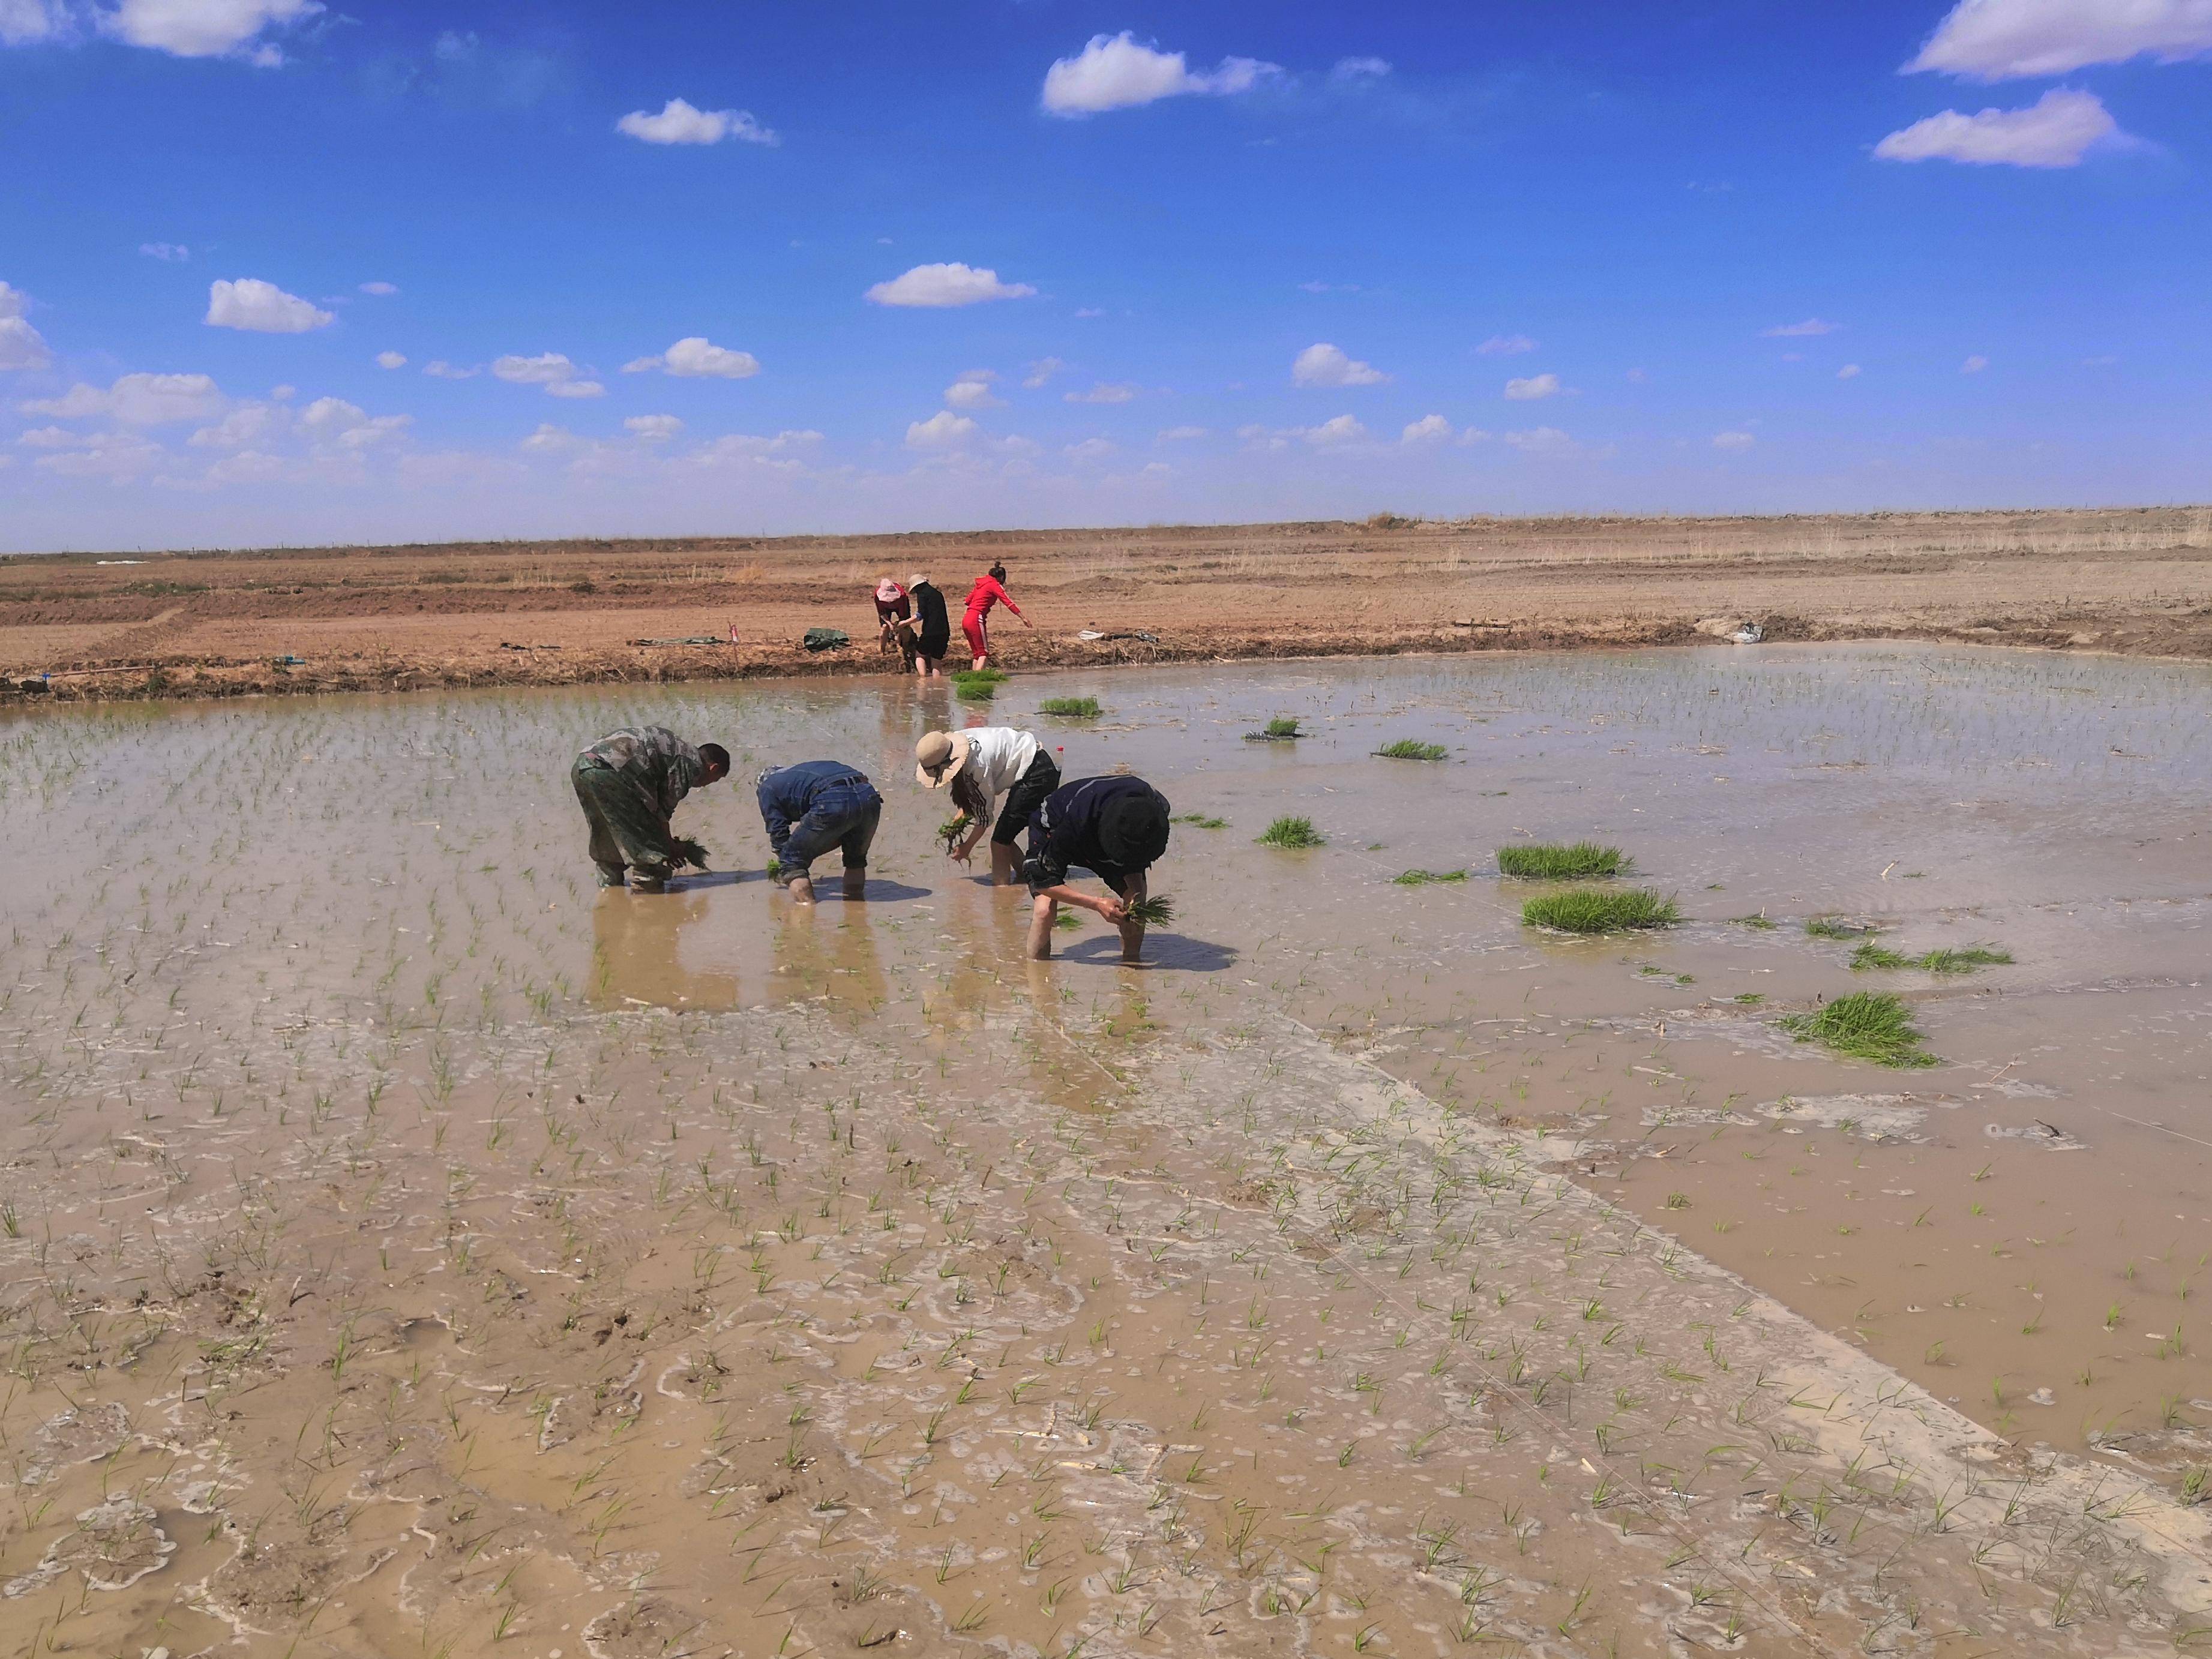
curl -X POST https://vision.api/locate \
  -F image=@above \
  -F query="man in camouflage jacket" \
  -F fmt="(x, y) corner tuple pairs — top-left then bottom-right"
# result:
(571, 726), (730, 892)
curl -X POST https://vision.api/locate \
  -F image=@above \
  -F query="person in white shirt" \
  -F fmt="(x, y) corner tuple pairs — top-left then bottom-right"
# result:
(915, 725), (1062, 886)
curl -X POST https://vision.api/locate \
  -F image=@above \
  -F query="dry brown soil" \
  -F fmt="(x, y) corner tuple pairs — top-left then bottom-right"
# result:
(5, 505), (2211, 701)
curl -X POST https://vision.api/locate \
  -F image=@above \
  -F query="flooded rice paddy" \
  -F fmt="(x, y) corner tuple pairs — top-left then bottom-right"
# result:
(3, 643), (2211, 1658)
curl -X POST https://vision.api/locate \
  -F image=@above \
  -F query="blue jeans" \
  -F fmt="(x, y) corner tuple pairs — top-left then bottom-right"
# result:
(781, 784), (882, 878)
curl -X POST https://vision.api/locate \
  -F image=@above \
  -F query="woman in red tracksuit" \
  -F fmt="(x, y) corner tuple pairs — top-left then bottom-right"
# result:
(962, 561), (1032, 670)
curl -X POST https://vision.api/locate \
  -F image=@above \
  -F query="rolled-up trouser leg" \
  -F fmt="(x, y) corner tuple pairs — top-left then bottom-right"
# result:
(780, 786), (882, 880)
(572, 761), (673, 883)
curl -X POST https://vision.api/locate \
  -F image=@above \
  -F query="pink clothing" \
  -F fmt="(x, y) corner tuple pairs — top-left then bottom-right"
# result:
(964, 574), (1020, 622)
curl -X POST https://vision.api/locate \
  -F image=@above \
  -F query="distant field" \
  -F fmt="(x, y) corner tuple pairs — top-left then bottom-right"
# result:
(2, 505), (2209, 698)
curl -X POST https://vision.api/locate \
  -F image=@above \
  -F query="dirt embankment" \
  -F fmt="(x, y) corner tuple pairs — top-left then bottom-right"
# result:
(4, 506), (2210, 701)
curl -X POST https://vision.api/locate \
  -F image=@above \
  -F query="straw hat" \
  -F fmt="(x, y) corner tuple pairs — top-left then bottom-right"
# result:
(914, 730), (972, 788)
(875, 577), (904, 602)
(909, 572), (930, 589)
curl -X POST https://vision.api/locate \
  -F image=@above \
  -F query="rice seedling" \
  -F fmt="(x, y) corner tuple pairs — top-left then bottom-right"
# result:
(1521, 889), (1679, 934)
(1394, 869), (1468, 886)
(672, 835), (712, 870)
(952, 673), (998, 702)
(1853, 943), (2014, 974)
(1123, 895), (1175, 926)
(1498, 842), (1627, 880)
(1781, 992), (1938, 1068)
(1245, 716), (1302, 741)
(1733, 912), (1777, 930)
(937, 814), (972, 853)
(1258, 816), (1325, 850)
(1375, 738), (1449, 761)
(1038, 697), (1100, 718)
(1805, 915), (1876, 940)
(1173, 812), (1227, 829)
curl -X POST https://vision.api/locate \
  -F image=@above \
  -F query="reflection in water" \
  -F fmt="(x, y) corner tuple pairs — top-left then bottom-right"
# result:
(771, 900), (889, 1019)
(588, 890), (742, 1012)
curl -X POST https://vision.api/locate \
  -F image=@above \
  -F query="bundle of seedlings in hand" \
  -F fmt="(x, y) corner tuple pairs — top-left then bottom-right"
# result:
(1258, 815), (1325, 849)
(1038, 697), (1101, 718)
(672, 836), (712, 870)
(1123, 894), (1175, 926)
(1245, 716), (1303, 742)
(1374, 738), (1449, 761)
(1521, 889), (1679, 934)
(938, 814), (973, 854)
(1497, 842), (1626, 879)
(1781, 991), (1937, 1067)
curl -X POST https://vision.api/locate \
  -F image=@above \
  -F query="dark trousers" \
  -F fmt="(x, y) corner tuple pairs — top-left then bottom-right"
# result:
(573, 760), (670, 883)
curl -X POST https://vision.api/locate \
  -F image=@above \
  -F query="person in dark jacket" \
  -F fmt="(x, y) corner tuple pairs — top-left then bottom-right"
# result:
(1020, 774), (1171, 962)
(907, 571), (950, 679)
(571, 725), (729, 892)
(758, 760), (883, 903)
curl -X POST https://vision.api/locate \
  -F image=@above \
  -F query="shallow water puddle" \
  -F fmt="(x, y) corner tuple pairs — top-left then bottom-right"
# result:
(2, 644), (2210, 1656)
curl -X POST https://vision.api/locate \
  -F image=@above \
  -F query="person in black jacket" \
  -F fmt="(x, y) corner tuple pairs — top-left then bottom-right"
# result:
(906, 571), (950, 679)
(1020, 774), (1170, 962)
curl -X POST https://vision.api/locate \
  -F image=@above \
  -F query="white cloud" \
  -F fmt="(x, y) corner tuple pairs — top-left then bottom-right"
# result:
(24, 371), (223, 425)
(139, 242), (190, 262)
(1907, 0), (2212, 79)
(0, 281), (50, 370)
(693, 429), (820, 466)
(1041, 31), (1276, 116)
(1292, 342), (1387, 388)
(616, 97), (779, 147)
(1477, 333), (1537, 356)
(1284, 414), (1368, 446)
(1713, 430), (1756, 451)
(520, 422), (572, 454)
(1503, 373), (1561, 400)
(299, 395), (362, 431)
(1962, 354), (1990, 373)
(1838, 363), (1863, 379)
(34, 431), (165, 479)
(188, 402), (280, 448)
(1763, 318), (1839, 337)
(1064, 437), (1116, 461)
(1156, 425), (1207, 440)
(865, 262), (1036, 308)
(1330, 55), (1392, 82)
(622, 337), (762, 378)
(906, 410), (976, 449)
(625, 414), (684, 442)
(422, 359), (476, 379)
(1503, 426), (1583, 459)
(494, 352), (600, 397)
(205, 277), (332, 333)
(945, 371), (1002, 410)
(98, 0), (320, 58)
(1022, 356), (1065, 389)
(1065, 381), (1136, 404)
(376, 350), (406, 370)
(17, 426), (77, 448)
(1074, 307), (1104, 319)
(1402, 414), (1485, 446)
(359, 280), (397, 296)
(1874, 87), (2121, 168)
(0, 0), (67, 44)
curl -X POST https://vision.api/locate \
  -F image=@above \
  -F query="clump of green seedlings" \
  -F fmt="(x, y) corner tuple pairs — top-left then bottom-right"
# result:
(1393, 869), (1468, 886)
(672, 836), (711, 870)
(1781, 991), (1937, 1068)
(1123, 895), (1175, 926)
(1497, 842), (1627, 880)
(1805, 914), (1877, 940)
(937, 814), (973, 854)
(1245, 716), (1302, 742)
(1173, 812), (1227, 830)
(1038, 697), (1100, 718)
(1258, 815), (1325, 849)
(1374, 738), (1449, 761)
(1733, 912), (1777, 931)
(952, 671), (1000, 702)
(1851, 942), (2012, 974)
(1521, 889), (1679, 934)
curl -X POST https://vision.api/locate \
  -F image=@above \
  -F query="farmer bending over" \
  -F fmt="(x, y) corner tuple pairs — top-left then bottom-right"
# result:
(1021, 774), (1171, 962)
(759, 760), (883, 904)
(915, 725), (1061, 886)
(571, 726), (729, 893)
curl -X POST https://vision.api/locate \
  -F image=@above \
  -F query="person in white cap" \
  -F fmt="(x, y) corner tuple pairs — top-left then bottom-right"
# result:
(872, 576), (915, 673)
(915, 724), (1061, 885)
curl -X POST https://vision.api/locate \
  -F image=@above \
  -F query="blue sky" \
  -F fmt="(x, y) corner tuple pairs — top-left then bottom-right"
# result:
(1, 1), (2207, 552)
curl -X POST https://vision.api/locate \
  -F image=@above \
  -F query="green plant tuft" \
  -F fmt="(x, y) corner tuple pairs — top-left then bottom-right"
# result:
(1257, 815), (1325, 850)
(1805, 914), (1877, 940)
(1039, 696), (1101, 718)
(1497, 842), (1627, 880)
(672, 836), (712, 871)
(1123, 895), (1175, 926)
(1172, 812), (1227, 830)
(1521, 889), (1679, 934)
(1781, 992), (1938, 1068)
(1245, 716), (1303, 741)
(1394, 868), (1469, 886)
(1733, 913), (1778, 931)
(952, 671), (999, 701)
(1854, 942), (2013, 975)
(1374, 738), (1449, 761)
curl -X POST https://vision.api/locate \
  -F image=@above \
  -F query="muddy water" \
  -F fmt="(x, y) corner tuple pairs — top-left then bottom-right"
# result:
(2, 644), (2210, 1659)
